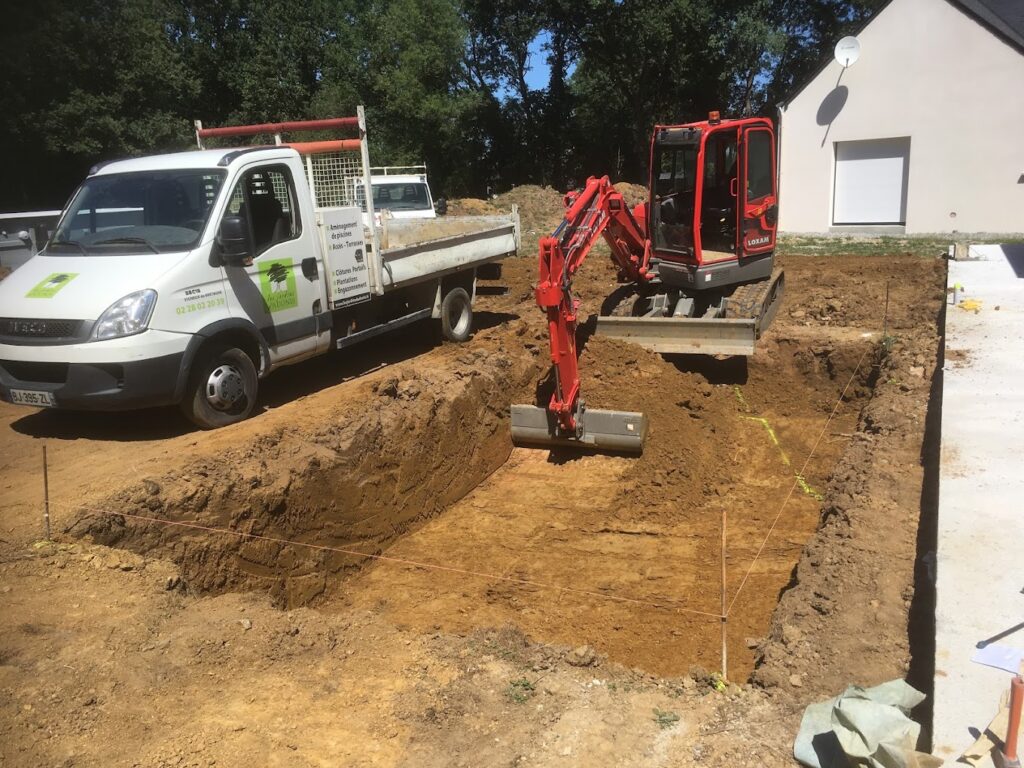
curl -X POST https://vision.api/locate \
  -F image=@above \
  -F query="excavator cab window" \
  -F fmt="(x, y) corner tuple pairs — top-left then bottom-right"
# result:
(699, 129), (739, 255)
(651, 144), (697, 255)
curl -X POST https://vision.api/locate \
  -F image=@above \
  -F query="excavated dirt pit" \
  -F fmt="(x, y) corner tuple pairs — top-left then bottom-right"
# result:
(2, 249), (947, 767)
(69, 309), (876, 678)
(341, 333), (876, 678)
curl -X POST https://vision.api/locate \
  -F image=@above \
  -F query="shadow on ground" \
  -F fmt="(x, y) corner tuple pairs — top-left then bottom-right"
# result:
(10, 311), (518, 442)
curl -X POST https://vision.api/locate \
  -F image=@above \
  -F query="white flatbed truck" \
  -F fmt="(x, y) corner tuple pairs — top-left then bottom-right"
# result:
(0, 109), (519, 427)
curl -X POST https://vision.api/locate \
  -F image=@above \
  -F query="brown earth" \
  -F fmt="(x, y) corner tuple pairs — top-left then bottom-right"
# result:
(0, 208), (946, 766)
(449, 181), (646, 239)
(613, 182), (648, 208)
(492, 186), (566, 237)
(444, 198), (503, 218)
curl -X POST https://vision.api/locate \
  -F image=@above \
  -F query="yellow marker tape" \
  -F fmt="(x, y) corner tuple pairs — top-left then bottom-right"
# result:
(738, 408), (823, 500)
(733, 385), (751, 413)
(796, 474), (824, 501)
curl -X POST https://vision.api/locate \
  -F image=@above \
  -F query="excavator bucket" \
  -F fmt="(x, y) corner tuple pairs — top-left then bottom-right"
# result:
(510, 404), (648, 453)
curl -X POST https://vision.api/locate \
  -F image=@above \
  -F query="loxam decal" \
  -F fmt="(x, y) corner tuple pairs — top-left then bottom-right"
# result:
(746, 235), (771, 247)
(26, 273), (79, 299)
(258, 258), (298, 313)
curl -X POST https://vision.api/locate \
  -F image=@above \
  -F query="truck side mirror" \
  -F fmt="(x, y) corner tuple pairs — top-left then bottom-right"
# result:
(435, 197), (448, 216)
(218, 215), (252, 265)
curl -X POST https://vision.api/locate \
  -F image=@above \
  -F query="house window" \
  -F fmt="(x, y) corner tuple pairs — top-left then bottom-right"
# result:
(833, 137), (910, 225)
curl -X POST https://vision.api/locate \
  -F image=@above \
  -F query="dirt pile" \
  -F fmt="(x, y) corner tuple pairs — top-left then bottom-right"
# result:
(68, 342), (544, 607)
(493, 185), (566, 236)
(445, 185), (565, 241)
(445, 197), (502, 217)
(613, 182), (648, 208)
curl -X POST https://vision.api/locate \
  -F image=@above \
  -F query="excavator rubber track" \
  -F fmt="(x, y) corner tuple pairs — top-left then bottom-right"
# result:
(595, 269), (785, 356)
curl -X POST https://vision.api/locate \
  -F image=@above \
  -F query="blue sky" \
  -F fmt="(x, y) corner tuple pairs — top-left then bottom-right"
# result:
(501, 31), (578, 96)
(524, 32), (552, 90)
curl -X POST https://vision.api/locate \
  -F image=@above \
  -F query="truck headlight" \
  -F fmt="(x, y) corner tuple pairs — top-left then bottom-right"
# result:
(92, 290), (157, 340)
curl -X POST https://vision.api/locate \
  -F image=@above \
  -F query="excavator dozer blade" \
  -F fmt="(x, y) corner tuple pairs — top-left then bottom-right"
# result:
(595, 316), (758, 356)
(510, 404), (648, 453)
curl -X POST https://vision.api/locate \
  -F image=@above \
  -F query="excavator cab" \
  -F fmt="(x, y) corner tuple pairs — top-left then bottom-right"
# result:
(648, 115), (779, 282)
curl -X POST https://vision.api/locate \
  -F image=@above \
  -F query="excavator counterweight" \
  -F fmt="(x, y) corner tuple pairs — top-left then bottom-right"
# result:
(511, 114), (784, 454)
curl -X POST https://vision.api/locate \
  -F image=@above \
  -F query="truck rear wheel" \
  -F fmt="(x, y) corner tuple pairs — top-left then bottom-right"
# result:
(180, 345), (258, 429)
(441, 287), (473, 342)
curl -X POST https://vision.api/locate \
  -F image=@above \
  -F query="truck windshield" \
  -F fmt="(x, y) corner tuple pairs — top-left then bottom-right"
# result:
(48, 170), (226, 255)
(651, 144), (697, 255)
(371, 182), (431, 211)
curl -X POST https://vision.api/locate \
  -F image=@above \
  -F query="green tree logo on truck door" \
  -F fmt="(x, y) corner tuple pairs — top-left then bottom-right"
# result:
(258, 259), (297, 313)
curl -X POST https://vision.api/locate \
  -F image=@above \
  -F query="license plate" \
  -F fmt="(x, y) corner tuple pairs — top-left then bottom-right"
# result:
(8, 389), (56, 407)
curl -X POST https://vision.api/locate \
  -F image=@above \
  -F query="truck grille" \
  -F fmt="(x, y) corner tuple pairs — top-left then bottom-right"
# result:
(0, 317), (84, 341)
(0, 360), (69, 384)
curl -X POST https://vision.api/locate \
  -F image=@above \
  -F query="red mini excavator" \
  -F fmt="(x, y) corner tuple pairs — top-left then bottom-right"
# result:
(511, 112), (784, 453)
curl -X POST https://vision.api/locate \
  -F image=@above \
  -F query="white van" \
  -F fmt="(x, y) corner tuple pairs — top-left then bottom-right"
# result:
(0, 109), (518, 428)
(365, 166), (443, 221)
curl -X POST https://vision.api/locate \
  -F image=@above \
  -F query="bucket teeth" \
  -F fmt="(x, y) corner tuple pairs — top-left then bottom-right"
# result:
(511, 404), (647, 453)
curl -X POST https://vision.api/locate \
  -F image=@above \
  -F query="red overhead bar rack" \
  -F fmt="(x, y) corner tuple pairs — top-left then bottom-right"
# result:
(284, 139), (362, 154)
(196, 116), (358, 140)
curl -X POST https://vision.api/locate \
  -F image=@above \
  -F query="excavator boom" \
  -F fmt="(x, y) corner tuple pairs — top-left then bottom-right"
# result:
(511, 177), (650, 452)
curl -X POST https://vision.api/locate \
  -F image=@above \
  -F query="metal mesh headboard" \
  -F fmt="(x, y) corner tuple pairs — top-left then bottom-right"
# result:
(305, 151), (366, 210)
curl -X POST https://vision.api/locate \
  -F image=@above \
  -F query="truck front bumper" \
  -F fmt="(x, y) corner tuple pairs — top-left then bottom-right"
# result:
(0, 330), (191, 411)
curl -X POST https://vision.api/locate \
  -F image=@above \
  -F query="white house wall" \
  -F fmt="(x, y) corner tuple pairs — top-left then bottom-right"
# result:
(778, 0), (1024, 234)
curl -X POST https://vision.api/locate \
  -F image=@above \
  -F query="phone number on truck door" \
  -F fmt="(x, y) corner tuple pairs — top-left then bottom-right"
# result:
(175, 297), (226, 315)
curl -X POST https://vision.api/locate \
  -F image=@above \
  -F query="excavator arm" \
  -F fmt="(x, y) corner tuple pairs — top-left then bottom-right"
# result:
(536, 176), (651, 432)
(512, 177), (651, 452)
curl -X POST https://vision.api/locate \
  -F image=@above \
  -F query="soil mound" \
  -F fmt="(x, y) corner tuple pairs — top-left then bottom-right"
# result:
(68, 343), (543, 607)
(613, 182), (648, 208)
(493, 185), (565, 236)
(445, 197), (501, 217)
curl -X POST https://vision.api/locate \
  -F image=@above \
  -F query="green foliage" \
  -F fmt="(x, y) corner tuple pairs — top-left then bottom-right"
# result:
(653, 708), (681, 729)
(571, 0), (736, 181)
(505, 677), (536, 703)
(1, 0), (197, 207)
(0, 0), (882, 209)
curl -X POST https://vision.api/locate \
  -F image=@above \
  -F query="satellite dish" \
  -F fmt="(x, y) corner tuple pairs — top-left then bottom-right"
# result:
(834, 36), (861, 68)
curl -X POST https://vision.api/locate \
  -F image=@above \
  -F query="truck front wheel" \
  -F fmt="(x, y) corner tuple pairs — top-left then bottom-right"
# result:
(180, 345), (258, 429)
(441, 287), (473, 342)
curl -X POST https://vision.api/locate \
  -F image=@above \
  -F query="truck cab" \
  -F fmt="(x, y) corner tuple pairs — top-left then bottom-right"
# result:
(0, 110), (518, 428)
(360, 166), (441, 222)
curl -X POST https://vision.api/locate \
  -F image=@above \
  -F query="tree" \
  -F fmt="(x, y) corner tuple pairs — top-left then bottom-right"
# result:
(570, 0), (735, 183)
(567, 0), (880, 185)
(0, 0), (196, 209)
(0, 0), (884, 209)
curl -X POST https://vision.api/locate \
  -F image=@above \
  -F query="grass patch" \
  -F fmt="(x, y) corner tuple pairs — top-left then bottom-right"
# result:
(778, 235), (956, 259)
(778, 234), (1024, 259)
(505, 677), (536, 704)
(653, 708), (680, 729)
